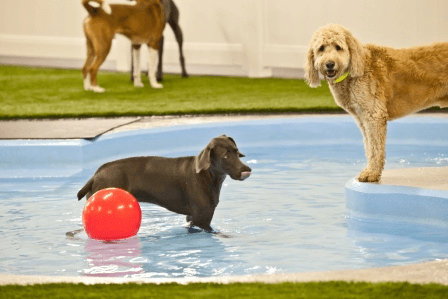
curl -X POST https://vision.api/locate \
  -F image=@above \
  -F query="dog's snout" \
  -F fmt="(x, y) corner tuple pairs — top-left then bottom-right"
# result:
(240, 164), (251, 180)
(237, 164), (252, 181)
(326, 61), (335, 69)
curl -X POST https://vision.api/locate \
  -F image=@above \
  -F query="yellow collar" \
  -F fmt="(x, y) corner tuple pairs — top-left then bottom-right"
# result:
(334, 72), (350, 83)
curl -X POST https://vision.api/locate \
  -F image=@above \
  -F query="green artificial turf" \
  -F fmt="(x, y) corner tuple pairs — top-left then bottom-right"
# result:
(0, 65), (339, 119)
(2, 281), (448, 299)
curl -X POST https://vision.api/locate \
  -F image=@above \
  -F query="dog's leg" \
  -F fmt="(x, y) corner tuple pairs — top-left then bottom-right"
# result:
(148, 47), (163, 88)
(169, 3), (188, 78)
(156, 35), (164, 82)
(89, 64), (106, 93)
(352, 115), (371, 163)
(189, 204), (213, 231)
(130, 44), (135, 82)
(437, 95), (448, 108)
(87, 39), (112, 93)
(84, 73), (92, 91)
(132, 44), (144, 88)
(82, 38), (95, 91)
(169, 20), (188, 77)
(357, 116), (387, 182)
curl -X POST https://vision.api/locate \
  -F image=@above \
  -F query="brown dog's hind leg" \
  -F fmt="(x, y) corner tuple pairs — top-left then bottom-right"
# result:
(88, 47), (111, 93)
(83, 20), (112, 93)
(82, 37), (95, 91)
(85, 25), (113, 93)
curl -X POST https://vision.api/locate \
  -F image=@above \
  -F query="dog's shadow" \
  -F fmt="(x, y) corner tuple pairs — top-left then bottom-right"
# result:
(66, 225), (233, 241)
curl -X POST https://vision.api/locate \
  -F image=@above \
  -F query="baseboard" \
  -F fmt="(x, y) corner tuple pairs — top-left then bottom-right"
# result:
(0, 34), (306, 78)
(0, 34), (120, 71)
(0, 56), (305, 79)
(0, 34), (86, 59)
(271, 67), (305, 79)
(163, 63), (246, 77)
(264, 45), (307, 69)
(0, 55), (116, 71)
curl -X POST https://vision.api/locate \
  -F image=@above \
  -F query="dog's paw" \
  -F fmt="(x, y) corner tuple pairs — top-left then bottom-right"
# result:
(134, 81), (144, 88)
(357, 169), (381, 182)
(150, 82), (163, 89)
(83, 75), (92, 91)
(91, 85), (105, 93)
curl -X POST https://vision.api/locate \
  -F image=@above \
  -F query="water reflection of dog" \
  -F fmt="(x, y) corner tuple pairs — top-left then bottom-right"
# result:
(81, 236), (144, 277)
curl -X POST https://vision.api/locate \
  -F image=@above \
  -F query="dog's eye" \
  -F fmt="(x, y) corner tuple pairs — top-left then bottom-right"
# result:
(335, 45), (342, 51)
(319, 45), (325, 52)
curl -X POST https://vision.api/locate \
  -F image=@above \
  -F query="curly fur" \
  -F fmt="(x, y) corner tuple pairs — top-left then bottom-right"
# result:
(305, 24), (448, 182)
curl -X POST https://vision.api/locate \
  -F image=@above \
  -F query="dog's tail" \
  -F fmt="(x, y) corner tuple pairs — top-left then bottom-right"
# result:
(77, 178), (94, 201)
(82, 0), (112, 16)
(66, 228), (85, 239)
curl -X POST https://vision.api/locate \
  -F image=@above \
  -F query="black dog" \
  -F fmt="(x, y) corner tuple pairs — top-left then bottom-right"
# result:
(77, 135), (251, 231)
(130, 0), (188, 82)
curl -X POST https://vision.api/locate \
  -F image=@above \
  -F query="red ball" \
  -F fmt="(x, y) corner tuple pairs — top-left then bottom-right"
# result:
(82, 188), (142, 241)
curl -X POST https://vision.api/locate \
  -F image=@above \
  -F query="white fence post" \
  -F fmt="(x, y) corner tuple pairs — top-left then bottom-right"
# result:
(242, 0), (272, 77)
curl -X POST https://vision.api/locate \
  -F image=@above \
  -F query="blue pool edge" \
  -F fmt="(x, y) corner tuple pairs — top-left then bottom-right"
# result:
(2, 114), (448, 285)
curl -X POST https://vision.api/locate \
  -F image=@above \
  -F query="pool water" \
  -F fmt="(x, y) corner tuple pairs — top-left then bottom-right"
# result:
(1, 116), (448, 278)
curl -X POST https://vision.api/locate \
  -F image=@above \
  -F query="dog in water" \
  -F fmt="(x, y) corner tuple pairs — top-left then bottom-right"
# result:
(77, 135), (252, 231)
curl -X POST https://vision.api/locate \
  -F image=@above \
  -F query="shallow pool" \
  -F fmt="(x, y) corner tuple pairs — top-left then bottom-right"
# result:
(1, 116), (448, 278)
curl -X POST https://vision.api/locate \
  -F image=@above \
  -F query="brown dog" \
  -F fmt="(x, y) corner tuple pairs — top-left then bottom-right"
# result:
(81, 0), (165, 92)
(305, 24), (448, 182)
(128, 0), (188, 82)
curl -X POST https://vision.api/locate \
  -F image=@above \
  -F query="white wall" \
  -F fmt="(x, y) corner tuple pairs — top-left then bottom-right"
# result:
(1, 0), (448, 78)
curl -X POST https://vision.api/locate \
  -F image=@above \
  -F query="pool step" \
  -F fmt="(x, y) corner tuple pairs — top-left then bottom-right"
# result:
(345, 166), (448, 228)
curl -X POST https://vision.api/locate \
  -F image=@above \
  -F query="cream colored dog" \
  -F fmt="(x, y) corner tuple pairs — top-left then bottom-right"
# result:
(305, 24), (448, 182)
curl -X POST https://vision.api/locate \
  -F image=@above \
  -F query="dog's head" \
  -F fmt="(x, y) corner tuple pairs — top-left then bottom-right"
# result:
(195, 135), (252, 181)
(304, 24), (365, 87)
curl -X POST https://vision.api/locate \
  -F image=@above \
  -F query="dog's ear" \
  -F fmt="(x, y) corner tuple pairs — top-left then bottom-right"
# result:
(195, 145), (211, 173)
(304, 45), (321, 88)
(220, 135), (246, 157)
(345, 29), (365, 77)
(222, 135), (236, 145)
